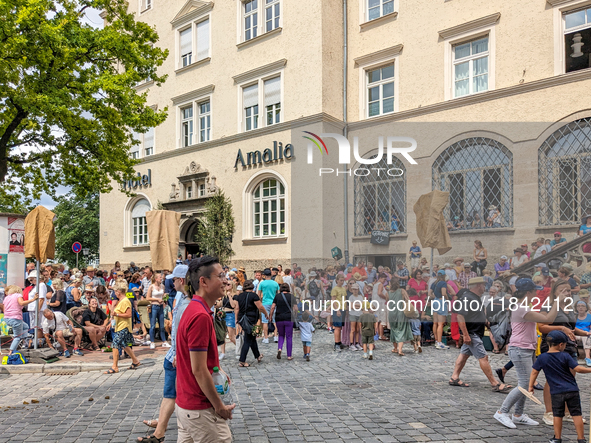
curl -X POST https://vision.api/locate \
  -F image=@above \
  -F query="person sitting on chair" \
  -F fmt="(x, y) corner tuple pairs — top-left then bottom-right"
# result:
(41, 308), (84, 357)
(82, 297), (110, 351)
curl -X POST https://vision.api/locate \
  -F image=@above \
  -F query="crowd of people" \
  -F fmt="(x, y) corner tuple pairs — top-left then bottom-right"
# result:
(2, 228), (591, 443)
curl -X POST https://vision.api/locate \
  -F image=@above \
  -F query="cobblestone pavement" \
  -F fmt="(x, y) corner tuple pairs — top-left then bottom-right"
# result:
(0, 329), (589, 442)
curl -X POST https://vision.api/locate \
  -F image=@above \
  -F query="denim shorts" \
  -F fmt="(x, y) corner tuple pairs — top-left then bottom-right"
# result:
(163, 358), (177, 399)
(432, 297), (448, 316)
(225, 312), (236, 329)
(261, 304), (273, 324)
(302, 341), (312, 347)
(332, 310), (345, 327)
(409, 318), (421, 336)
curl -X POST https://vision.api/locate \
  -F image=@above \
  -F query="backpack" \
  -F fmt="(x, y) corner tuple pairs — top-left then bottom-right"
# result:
(2, 352), (28, 365)
(214, 309), (228, 346)
(308, 280), (320, 299)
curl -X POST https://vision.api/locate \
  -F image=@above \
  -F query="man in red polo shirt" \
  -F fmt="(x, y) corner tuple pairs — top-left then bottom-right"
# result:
(176, 256), (234, 442)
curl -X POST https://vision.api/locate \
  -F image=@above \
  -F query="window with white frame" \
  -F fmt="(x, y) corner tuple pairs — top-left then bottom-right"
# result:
(131, 131), (140, 159)
(264, 77), (281, 126)
(253, 178), (285, 237)
(131, 199), (150, 245)
(244, 0), (258, 41)
(453, 36), (489, 98)
(180, 27), (192, 67)
(144, 127), (154, 156)
(367, 63), (394, 117)
(178, 18), (209, 68)
(367, 0), (394, 21)
(186, 185), (193, 199)
(199, 101), (211, 142)
(265, 0), (280, 32)
(199, 183), (206, 196)
(140, 0), (152, 12)
(563, 7), (591, 73)
(181, 106), (193, 147)
(243, 0), (281, 41)
(243, 84), (259, 131)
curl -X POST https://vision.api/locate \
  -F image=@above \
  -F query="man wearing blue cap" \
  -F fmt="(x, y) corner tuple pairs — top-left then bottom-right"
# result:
(530, 330), (591, 443)
(138, 264), (190, 443)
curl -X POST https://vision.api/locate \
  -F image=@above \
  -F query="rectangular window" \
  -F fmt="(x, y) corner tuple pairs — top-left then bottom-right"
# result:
(181, 106), (193, 147)
(180, 27), (192, 67)
(196, 19), (210, 61)
(141, 0), (152, 11)
(264, 77), (281, 126)
(199, 101), (211, 142)
(133, 217), (148, 245)
(130, 130), (141, 159)
(199, 183), (206, 196)
(187, 185), (193, 199)
(244, 0), (258, 41)
(563, 7), (591, 73)
(243, 84), (259, 131)
(453, 36), (489, 98)
(367, 63), (394, 117)
(265, 0), (280, 32)
(367, 0), (394, 21)
(144, 127), (154, 156)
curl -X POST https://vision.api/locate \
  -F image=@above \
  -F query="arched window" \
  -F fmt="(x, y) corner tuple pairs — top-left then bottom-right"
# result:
(131, 198), (150, 245)
(539, 118), (591, 226)
(432, 137), (513, 229)
(354, 157), (406, 235)
(253, 178), (285, 237)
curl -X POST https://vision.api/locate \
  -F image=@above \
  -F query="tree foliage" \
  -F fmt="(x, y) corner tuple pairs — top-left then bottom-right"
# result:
(195, 191), (235, 265)
(53, 190), (99, 267)
(0, 0), (168, 208)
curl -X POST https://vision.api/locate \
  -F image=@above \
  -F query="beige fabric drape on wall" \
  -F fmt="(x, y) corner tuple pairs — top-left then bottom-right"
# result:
(24, 206), (56, 262)
(146, 210), (181, 271)
(413, 190), (452, 255)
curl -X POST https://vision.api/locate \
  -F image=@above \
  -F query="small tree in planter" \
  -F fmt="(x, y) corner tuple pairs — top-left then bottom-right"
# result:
(195, 190), (235, 265)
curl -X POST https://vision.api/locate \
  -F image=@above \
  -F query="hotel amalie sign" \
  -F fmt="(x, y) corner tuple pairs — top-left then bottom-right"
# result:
(234, 141), (294, 168)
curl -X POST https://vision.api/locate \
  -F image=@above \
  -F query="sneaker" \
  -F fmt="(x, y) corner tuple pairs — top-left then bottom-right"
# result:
(435, 343), (444, 350)
(72, 349), (84, 356)
(149, 343), (155, 349)
(441, 342), (450, 349)
(549, 438), (562, 443)
(363, 353), (368, 359)
(277, 349), (282, 359)
(334, 344), (341, 352)
(418, 344), (422, 353)
(355, 344), (363, 351)
(586, 358), (591, 367)
(512, 414), (539, 426)
(349, 344), (357, 351)
(494, 411), (517, 429)
(534, 383), (544, 390)
(306, 354), (310, 362)
(368, 351), (373, 360)
(162, 342), (171, 348)
(274, 336), (278, 343)
(219, 353), (225, 360)
(145, 340), (151, 345)
(64, 350), (71, 358)
(262, 338), (269, 344)
(339, 343), (346, 350)
(563, 414), (586, 423)
(543, 412), (554, 426)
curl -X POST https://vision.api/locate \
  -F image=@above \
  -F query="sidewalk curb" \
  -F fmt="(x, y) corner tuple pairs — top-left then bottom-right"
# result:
(0, 362), (112, 374)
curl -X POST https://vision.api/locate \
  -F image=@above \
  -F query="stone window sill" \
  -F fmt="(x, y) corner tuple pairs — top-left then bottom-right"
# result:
(242, 236), (287, 245)
(352, 232), (408, 242)
(448, 227), (514, 235)
(123, 245), (150, 252)
(237, 27), (282, 49)
(175, 57), (211, 75)
(360, 12), (398, 30)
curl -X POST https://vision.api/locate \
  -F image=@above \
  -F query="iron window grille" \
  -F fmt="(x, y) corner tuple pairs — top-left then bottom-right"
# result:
(354, 157), (406, 236)
(432, 137), (513, 230)
(539, 118), (591, 226)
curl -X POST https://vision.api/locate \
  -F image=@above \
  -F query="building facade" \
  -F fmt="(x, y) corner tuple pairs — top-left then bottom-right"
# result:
(100, 0), (591, 271)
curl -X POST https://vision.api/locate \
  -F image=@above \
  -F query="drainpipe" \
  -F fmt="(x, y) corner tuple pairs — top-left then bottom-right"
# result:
(343, 0), (349, 265)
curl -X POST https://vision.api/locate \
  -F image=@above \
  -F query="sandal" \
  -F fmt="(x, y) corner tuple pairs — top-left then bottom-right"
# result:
(137, 435), (165, 443)
(104, 368), (119, 374)
(143, 420), (158, 428)
(492, 349), (500, 354)
(238, 362), (250, 367)
(129, 362), (141, 370)
(257, 354), (264, 363)
(492, 383), (513, 393)
(449, 378), (470, 387)
(398, 352), (405, 356)
(287, 357), (293, 360)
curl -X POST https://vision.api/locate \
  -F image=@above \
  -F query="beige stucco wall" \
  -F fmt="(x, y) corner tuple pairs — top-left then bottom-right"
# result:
(100, 0), (591, 271)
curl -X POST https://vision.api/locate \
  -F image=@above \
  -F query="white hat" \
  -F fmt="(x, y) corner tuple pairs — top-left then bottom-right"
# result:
(535, 263), (546, 268)
(27, 271), (38, 279)
(309, 271), (317, 277)
(171, 264), (189, 279)
(500, 255), (508, 260)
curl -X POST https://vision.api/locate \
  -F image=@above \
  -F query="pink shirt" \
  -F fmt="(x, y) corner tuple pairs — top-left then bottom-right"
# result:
(508, 305), (537, 350)
(3, 293), (23, 320)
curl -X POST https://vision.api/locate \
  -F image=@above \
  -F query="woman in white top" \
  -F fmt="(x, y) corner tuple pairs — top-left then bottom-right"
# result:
(146, 273), (168, 349)
(510, 248), (528, 269)
(372, 273), (389, 340)
(348, 283), (364, 351)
